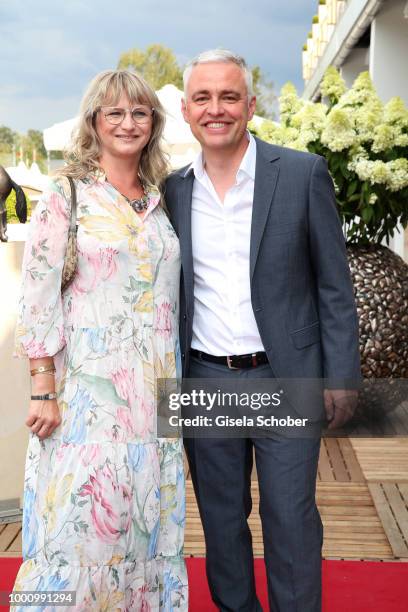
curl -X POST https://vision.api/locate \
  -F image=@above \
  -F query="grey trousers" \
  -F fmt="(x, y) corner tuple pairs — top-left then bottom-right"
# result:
(184, 356), (323, 612)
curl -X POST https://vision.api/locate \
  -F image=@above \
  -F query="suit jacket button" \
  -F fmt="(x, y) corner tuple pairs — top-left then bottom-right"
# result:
(183, 314), (187, 320)
(182, 353), (185, 359)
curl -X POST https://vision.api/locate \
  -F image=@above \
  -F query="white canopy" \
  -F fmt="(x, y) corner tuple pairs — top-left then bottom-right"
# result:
(43, 117), (78, 152)
(6, 161), (49, 192)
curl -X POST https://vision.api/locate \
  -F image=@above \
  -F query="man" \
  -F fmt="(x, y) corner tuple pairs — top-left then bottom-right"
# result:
(165, 49), (360, 612)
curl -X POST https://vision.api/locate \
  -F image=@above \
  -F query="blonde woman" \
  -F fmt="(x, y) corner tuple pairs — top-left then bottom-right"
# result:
(13, 70), (187, 610)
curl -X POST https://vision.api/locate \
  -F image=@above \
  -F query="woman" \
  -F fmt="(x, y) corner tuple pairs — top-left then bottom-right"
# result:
(13, 70), (187, 611)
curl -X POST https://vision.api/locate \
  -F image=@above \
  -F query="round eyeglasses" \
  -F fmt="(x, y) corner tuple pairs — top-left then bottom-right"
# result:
(99, 106), (154, 125)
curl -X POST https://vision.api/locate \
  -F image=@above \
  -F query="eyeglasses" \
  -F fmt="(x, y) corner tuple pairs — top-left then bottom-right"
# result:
(99, 106), (154, 125)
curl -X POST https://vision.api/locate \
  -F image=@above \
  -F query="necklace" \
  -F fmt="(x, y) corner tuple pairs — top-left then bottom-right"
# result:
(124, 185), (149, 213)
(108, 177), (149, 213)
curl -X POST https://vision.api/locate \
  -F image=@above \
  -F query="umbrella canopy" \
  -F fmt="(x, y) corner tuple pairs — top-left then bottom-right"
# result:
(6, 161), (49, 191)
(43, 117), (78, 152)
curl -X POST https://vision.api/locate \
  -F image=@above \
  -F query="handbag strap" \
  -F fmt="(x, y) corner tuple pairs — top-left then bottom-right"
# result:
(67, 176), (78, 233)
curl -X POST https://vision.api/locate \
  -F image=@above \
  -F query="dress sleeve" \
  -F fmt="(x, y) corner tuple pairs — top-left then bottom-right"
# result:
(14, 178), (71, 359)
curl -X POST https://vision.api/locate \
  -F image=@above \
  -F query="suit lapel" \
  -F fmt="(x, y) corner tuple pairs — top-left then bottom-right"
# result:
(177, 170), (195, 312)
(250, 139), (280, 279)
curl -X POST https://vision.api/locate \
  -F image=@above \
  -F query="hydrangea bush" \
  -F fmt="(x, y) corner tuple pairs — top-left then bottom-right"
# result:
(250, 67), (408, 245)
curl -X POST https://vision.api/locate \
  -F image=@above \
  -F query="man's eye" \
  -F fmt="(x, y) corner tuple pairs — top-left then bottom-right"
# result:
(224, 96), (239, 103)
(194, 97), (208, 104)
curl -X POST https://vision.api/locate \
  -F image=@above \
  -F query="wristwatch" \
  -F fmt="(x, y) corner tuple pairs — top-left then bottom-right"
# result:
(30, 392), (58, 401)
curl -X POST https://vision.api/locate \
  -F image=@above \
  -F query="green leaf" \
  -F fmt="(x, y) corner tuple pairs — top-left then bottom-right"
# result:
(76, 373), (128, 406)
(346, 181), (358, 198)
(361, 207), (374, 223)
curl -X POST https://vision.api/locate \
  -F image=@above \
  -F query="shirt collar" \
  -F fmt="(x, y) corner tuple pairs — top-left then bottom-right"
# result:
(186, 131), (256, 183)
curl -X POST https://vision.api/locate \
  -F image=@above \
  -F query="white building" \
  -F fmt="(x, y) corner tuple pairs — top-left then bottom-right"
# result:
(302, 0), (408, 262)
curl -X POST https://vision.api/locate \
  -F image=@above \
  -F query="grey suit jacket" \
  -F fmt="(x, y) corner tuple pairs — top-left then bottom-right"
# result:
(165, 137), (361, 388)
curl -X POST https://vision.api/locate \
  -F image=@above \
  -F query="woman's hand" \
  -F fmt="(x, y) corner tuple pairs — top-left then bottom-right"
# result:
(26, 398), (61, 440)
(27, 360), (61, 440)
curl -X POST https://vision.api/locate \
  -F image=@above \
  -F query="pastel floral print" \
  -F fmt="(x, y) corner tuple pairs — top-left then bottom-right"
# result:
(12, 176), (187, 611)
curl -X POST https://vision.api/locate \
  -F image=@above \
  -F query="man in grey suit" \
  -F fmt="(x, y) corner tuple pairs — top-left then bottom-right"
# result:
(165, 49), (360, 612)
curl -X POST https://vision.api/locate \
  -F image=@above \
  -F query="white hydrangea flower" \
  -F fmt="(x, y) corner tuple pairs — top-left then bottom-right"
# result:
(353, 159), (388, 184)
(291, 102), (327, 145)
(321, 108), (356, 151)
(387, 159), (408, 192)
(396, 133), (408, 147)
(372, 124), (396, 152)
(383, 97), (408, 128)
(320, 66), (346, 103)
(279, 83), (304, 126)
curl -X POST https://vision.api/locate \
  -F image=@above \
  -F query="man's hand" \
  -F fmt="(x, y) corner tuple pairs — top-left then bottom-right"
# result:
(26, 399), (61, 440)
(323, 389), (358, 430)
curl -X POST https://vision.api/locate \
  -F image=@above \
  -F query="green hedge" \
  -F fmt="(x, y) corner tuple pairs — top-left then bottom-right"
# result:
(5, 190), (32, 223)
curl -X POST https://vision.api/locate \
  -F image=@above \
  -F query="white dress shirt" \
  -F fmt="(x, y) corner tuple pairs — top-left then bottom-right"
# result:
(190, 133), (265, 356)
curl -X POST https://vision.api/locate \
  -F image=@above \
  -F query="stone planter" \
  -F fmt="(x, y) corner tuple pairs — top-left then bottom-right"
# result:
(347, 244), (408, 423)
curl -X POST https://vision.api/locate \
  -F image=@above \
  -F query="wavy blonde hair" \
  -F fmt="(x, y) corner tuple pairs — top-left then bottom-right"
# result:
(58, 70), (168, 192)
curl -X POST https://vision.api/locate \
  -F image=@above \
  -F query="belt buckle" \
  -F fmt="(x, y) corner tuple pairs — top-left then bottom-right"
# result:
(226, 355), (239, 370)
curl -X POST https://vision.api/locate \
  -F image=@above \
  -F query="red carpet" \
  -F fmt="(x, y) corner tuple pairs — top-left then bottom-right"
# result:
(1, 557), (407, 611)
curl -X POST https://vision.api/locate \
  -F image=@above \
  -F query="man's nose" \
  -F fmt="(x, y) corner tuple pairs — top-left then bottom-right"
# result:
(207, 98), (224, 115)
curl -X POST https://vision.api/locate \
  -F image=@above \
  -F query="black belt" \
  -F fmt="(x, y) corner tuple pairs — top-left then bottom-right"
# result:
(190, 349), (269, 369)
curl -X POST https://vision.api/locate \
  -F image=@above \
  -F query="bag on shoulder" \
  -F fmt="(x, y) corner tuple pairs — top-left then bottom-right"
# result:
(61, 176), (78, 292)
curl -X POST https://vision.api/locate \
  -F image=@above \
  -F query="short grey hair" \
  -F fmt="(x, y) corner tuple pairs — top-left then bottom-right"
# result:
(183, 49), (254, 98)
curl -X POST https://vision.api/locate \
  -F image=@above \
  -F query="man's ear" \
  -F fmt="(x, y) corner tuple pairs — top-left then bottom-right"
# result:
(181, 98), (189, 123)
(248, 96), (256, 121)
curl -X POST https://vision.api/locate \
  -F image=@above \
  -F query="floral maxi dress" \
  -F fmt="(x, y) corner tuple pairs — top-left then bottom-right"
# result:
(13, 176), (188, 611)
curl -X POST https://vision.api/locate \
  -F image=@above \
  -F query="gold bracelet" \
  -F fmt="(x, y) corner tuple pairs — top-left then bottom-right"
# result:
(30, 365), (56, 376)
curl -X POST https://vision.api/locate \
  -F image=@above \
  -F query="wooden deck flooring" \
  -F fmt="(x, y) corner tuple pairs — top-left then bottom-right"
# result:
(1, 437), (408, 562)
(184, 437), (408, 561)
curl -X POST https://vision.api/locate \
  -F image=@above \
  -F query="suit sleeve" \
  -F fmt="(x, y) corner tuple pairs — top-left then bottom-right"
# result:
(308, 156), (361, 388)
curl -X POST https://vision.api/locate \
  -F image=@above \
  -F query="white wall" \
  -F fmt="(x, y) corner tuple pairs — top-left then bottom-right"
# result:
(370, 1), (408, 261)
(341, 46), (369, 87)
(0, 241), (29, 505)
(370, 0), (408, 104)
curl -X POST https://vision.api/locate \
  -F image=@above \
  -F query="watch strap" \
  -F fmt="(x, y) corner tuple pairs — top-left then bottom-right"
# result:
(31, 392), (58, 401)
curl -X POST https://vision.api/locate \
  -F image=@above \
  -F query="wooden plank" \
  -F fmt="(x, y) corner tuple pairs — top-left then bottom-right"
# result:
(0, 551), (22, 558)
(324, 439), (349, 482)
(382, 483), (408, 547)
(399, 483), (408, 505)
(351, 438), (408, 482)
(183, 450), (191, 480)
(0, 523), (21, 553)
(8, 529), (22, 553)
(318, 441), (335, 481)
(369, 483), (408, 558)
(337, 438), (365, 482)
(319, 506), (377, 517)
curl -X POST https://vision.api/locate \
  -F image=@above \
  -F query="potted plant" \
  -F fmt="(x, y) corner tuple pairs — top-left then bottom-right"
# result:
(250, 68), (408, 414)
